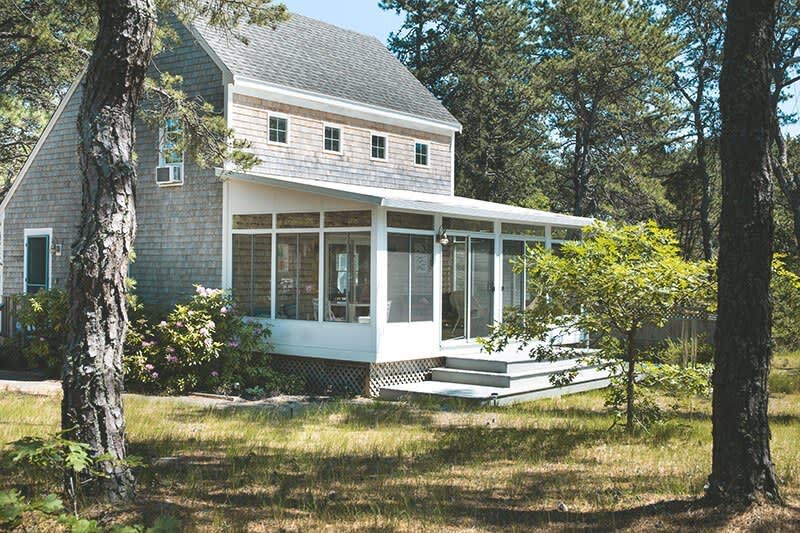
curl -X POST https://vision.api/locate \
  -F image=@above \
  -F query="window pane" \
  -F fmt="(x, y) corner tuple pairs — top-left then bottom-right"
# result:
(232, 234), (271, 317)
(371, 135), (386, 159)
(415, 142), (429, 165)
(442, 217), (493, 233)
(233, 214), (272, 230)
(269, 116), (288, 144)
(387, 211), (433, 230)
(276, 233), (319, 320)
(277, 212), (320, 228)
(502, 223), (545, 238)
(387, 234), (410, 323)
(324, 126), (341, 152)
(160, 119), (183, 165)
(410, 235), (433, 321)
(325, 232), (371, 323)
(325, 210), (371, 228)
(551, 226), (582, 240)
(26, 236), (48, 293)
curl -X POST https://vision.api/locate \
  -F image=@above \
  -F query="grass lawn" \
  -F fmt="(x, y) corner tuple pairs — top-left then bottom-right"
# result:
(2, 353), (800, 532)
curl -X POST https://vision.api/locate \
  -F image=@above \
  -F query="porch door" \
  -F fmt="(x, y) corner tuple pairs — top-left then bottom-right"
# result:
(441, 235), (495, 341)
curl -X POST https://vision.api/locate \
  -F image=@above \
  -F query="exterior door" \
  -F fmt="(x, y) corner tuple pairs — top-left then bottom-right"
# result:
(440, 235), (495, 341)
(25, 235), (49, 294)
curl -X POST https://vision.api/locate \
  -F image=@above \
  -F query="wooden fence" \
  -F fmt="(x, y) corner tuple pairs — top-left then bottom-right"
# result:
(1, 294), (17, 337)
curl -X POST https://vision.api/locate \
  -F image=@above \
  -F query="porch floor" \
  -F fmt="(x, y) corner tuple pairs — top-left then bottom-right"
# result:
(379, 345), (609, 406)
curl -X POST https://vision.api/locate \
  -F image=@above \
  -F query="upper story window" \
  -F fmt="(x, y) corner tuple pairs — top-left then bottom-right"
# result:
(415, 142), (429, 166)
(324, 125), (341, 153)
(156, 118), (183, 186)
(268, 114), (288, 144)
(371, 134), (387, 160)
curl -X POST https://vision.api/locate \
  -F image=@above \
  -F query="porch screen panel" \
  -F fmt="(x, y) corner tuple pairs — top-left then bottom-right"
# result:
(276, 233), (319, 320)
(502, 240), (525, 312)
(231, 234), (271, 317)
(388, 233), (433, 323)
(324, 232), (371, 323)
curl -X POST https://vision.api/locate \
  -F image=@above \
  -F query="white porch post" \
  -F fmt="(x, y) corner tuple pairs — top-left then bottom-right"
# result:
(493, 220), (502, 324)
(373, 207), (388, 358)
(545, 224), (552, 250)
(433, 212), (443, 347)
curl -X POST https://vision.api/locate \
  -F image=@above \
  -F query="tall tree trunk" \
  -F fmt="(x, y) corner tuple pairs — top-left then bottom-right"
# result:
(62, 0), (156, 502)
(708, 0), (781, 504)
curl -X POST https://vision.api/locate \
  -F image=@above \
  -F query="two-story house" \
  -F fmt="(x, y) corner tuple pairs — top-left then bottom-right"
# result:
(0, 13), (602, 402)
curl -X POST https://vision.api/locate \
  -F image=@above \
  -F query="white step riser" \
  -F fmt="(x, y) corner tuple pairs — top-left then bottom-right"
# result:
(432, 366), (605, 389)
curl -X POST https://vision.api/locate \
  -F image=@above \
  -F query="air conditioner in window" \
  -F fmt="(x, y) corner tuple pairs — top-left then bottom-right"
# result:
(156, 164), (183, 186)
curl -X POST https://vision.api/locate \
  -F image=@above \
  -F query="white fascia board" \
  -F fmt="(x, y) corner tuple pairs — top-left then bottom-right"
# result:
(0, 76), (82, 214)
(217, 169), (385, 205)
(232, 77), (463, 137)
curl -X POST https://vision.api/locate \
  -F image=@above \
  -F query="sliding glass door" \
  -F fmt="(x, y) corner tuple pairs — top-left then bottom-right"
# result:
(441, 235), (495, 341)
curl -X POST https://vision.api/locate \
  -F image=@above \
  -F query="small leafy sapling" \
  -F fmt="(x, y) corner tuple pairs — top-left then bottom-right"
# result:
(482, 221), (715, 432)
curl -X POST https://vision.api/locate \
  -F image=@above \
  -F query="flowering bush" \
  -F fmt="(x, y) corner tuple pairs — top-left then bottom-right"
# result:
(14, 289), (68, 377)
(125, 285), (301, 395)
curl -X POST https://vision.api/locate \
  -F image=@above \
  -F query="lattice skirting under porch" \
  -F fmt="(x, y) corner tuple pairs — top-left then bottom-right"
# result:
(271, 354), (444, 397)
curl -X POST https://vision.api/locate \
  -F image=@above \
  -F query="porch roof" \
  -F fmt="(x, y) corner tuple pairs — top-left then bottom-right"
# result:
(219, 170), (593, 228)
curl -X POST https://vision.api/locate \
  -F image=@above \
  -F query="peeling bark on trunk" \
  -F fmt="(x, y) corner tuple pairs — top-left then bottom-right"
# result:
(62, 0), (156, 502)
(708, 0), (781, 504)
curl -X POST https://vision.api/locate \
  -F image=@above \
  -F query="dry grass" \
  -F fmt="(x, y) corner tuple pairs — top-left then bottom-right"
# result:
(2, 353), (800, 532)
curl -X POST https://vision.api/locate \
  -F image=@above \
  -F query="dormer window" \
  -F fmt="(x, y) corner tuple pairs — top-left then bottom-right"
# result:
(268, 113), (288, 144)
(415, 142), (429, 166)
(156, 118), (184, 186)
(324, 125), (341, 153)
(371, 134), (387, 160)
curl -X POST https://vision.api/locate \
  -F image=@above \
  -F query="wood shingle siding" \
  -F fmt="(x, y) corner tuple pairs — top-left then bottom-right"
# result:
(231, 94), (453, 195)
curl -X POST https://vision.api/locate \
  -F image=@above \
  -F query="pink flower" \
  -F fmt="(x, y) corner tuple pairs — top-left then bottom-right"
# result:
(176, 321), (184, 328)
(199, 327), (209, 336)
(204, 337), (213, 348)
(145, 363), (154, 371)
(227, 341), (239, 349)
(159, 321), (167, 327)
(151, 372), (159, 379)
(220, 306), (228, 314)
(166, 355), (178, 363)
(166, 346), (175, 353)
(206, 320), (215, 330)
(211, 370), (219, 377)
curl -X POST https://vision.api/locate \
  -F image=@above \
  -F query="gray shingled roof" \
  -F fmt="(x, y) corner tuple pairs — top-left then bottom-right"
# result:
(191, 13), (460, 128)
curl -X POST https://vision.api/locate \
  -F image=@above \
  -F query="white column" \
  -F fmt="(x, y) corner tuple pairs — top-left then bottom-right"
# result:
(433, 213), (443, 348)
(221, 179), (232, 289)
(493, 220), (503, 325)
(373, 207), (388, 360)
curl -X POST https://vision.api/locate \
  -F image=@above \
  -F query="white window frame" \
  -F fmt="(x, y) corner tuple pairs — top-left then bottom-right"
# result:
(414, 140), (430, 167)
(322, 123), (343, 155)
(23, 228), (53, 294)
(267, 112), (290, 146)
(157, 119), (185, 187)
(370, 132), (388, 161)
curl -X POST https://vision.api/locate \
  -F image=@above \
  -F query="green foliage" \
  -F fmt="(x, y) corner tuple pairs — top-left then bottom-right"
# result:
(483, 221), (713, 431)
(8, 428), (142, 518)
(0, 489), (63, 529)
(14, 288), (68, 376)
(125, 285), (301, 395)
(772, 256), (800, 350)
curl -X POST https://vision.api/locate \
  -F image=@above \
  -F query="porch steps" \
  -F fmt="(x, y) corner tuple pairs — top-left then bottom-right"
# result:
(379, 351), (610, 406)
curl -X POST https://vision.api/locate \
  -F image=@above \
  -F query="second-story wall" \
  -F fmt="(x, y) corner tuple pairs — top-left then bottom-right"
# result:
(230, 93), (453, 195)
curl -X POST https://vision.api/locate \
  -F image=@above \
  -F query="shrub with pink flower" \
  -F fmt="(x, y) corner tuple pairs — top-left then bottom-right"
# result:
(125, 284), (299, 396)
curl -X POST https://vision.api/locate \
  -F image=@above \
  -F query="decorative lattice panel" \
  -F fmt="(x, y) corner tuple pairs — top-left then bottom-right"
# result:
(272, 355), (369, 395)
(367, 357), (445, 397)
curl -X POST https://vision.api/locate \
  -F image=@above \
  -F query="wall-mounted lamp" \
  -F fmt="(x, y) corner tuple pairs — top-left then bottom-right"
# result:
(50, 242), (63, 257)
(437, 226), (450, 246)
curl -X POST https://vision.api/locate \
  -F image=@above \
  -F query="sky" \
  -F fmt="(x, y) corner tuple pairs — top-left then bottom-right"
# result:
(282, 0), (800, 135)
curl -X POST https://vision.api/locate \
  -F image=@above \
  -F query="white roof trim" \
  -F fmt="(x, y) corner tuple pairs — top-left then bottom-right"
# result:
(232, 77), (463, 137)
(0, 76), (82, 213)
(217, 169), (593, 228)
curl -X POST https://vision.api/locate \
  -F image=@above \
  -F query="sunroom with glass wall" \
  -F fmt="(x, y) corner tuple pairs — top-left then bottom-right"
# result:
(224, 174), (590, 364)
